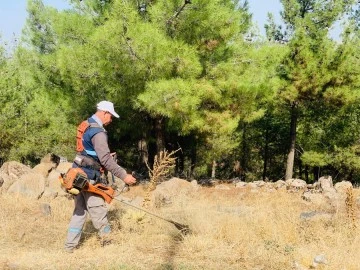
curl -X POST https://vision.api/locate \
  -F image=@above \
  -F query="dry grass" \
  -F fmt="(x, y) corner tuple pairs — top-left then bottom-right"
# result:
(1, 186), (360, 270)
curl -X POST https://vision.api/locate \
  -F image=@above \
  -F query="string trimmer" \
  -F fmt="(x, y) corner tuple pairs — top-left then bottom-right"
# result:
(60, 168), (191, 235)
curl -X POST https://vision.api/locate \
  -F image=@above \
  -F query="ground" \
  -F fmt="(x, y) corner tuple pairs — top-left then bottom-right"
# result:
(0, 183), (359, 270)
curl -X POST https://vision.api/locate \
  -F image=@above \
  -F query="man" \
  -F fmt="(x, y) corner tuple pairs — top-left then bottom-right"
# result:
(64, 100), (136, 253)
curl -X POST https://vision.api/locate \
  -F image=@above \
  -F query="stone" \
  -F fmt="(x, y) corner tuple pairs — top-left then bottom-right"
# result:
(334, 181), (353, 193)
(235, 181), (247, 188)
(318, 176), (333, 192)
(0, 161), (32, 192)
(151, 177), (196, 208)
(274, 180), (286, 190)
(7, 172), (46, 199)
(40, 203), (52, 216)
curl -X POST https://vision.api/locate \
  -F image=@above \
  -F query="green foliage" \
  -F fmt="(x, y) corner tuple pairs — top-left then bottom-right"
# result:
(0, 44), (75, 164)
(2, 0), (360, 183)
(265, 13), (286, 42)
(274, 0), (360, 180)
(278, 0), (360, 106)
(301, 151), (330, 167)
(24, 0), (57, 53)
(331, 146), (360, 173)
(133, 0), (255, 165)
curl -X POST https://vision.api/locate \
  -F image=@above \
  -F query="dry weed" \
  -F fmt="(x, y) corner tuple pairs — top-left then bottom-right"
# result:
(142, 149), (178, 208)
(345, 187), (357, 230)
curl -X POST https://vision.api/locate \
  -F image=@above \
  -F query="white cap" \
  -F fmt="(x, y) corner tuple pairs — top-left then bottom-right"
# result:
(96, 101), (119, 118)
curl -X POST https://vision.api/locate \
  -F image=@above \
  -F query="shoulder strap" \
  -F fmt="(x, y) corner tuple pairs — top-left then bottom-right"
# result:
(76, 120), (96, 152)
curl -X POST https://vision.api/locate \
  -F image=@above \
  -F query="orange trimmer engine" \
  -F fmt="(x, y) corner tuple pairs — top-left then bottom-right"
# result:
(59, 167), (115, 203)
(59, 168), (88, 195)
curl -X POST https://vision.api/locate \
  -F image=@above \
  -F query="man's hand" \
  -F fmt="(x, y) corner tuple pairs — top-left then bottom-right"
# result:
(123, 174), (136, 185)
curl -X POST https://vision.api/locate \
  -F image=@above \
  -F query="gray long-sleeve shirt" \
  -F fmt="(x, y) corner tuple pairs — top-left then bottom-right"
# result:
(91, 130), (128, 180)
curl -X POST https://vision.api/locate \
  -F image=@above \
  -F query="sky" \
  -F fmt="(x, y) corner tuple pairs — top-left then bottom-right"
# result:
(0, 0), (283, 46)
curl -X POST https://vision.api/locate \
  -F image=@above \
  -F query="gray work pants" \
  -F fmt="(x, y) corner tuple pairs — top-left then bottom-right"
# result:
(64, 191), (111, 250)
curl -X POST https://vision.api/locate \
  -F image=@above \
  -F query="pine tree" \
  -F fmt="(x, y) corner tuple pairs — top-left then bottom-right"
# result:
(278, 0), (360, 180)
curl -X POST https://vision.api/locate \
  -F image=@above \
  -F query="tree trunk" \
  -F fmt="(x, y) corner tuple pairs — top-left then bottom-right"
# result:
(176, 151), (184, 176)
(154, 116), (165, 155)
(313, 166), (320, 181)
(190, 134), (197, 177)
(285, 103), (298, 180)
(298, 154), (303, 180)
(211, 160), (217, 179)
(305, 165), (309, 182)
(138, 137), (148, 168)
(240, 122), (248, 181)
(262, 127), (269, 181)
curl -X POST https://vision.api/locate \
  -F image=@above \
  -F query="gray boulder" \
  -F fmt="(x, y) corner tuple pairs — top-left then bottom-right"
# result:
(235, 181), (247, 188)
(274, 180), (286, 190)
(0, 161), (32, 192)
(7, 172), (46, 199)
(32, 153), (61, 178)
(152, 177), (197, 208)
(287, 179), (307, 190)
(47, 162), (73, 197)
(301, 191), (327, 206)
(318, 176), (335, 192)
(334, 181), (353, 193)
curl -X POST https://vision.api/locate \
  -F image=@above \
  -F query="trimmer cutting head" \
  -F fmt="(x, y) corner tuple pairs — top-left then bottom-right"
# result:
(172, 222), (191, 235)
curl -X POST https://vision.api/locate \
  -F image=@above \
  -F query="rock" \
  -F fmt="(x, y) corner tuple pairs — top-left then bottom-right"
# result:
(32, 163), (55, 178)
(190, 180), (199, 190)
(152, 177), (196, 208)
(323, 189), (339, 201)
(40, 153), (60, 166)
(285, 179), (293, 185)
(318, 176), (333, 192)
(312, 254), (328, 267)
(264, 182), (274, 189)
(300, 211), (332, 221)
(253, 180), (266, 187)
(247, 182), (258, 189)
(301, 191), (327, 206)
(40, 203), (52, 216)
(235, 181), (247, 188)
(56, 162), (73, 173)
(0, 161), (32, 192)
(288, 179), (307, 190)
(47, 164), (73, 197)
(274, 180), (286, 190)
(334, 181), (353, 193)
(42, 187), (58, 199)
(7, 172), (46, 199)
(32, 153), (62, 178)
